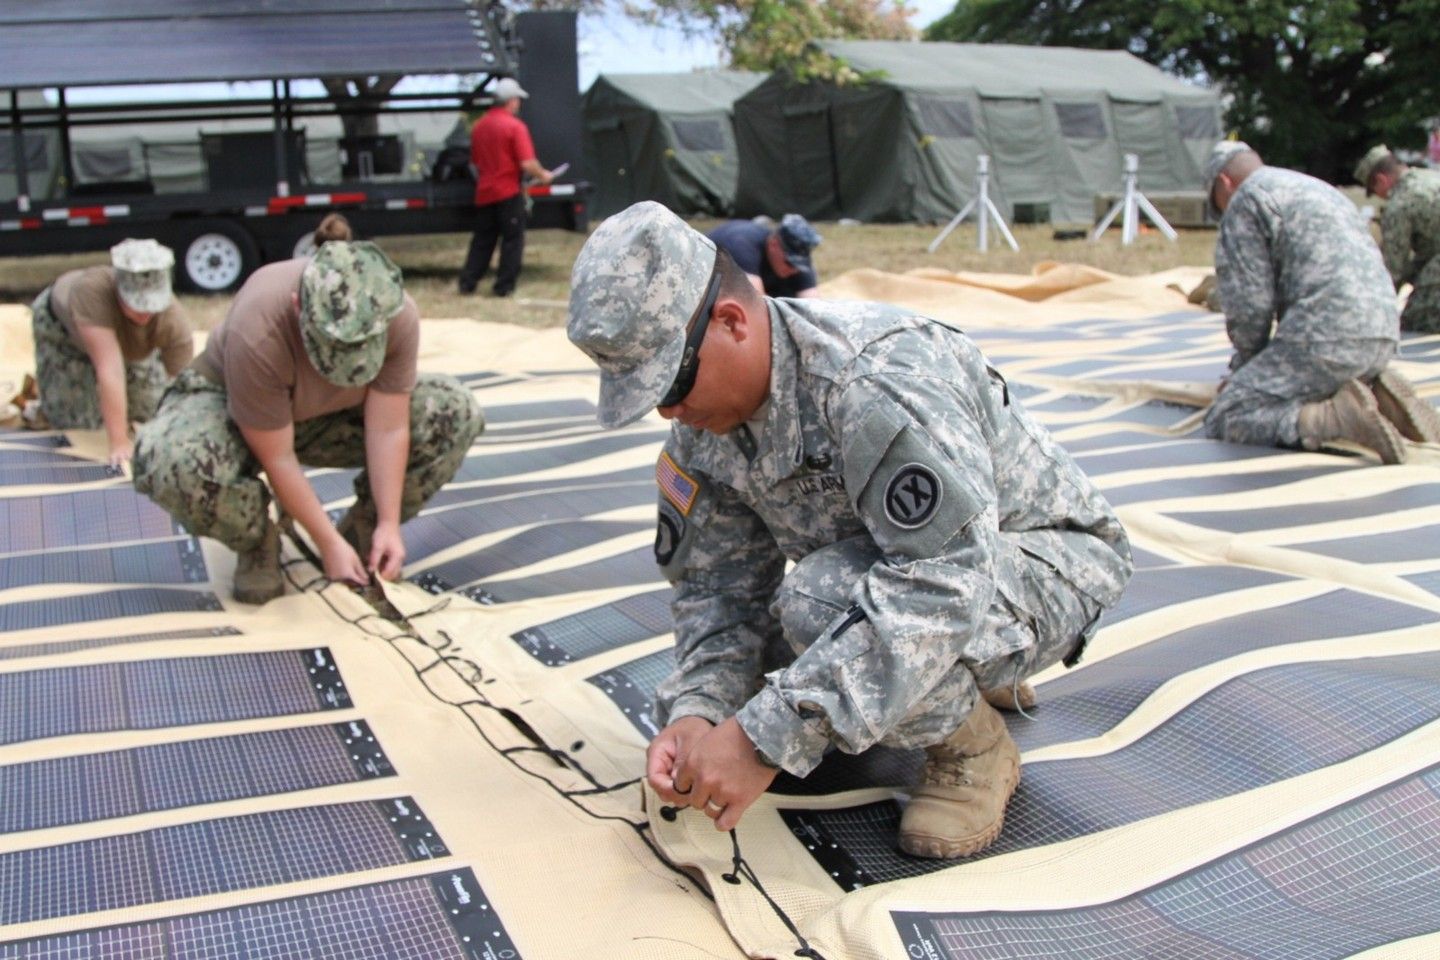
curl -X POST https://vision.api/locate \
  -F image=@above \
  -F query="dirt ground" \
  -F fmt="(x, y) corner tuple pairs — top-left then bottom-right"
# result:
(0, 219), (1218, 333)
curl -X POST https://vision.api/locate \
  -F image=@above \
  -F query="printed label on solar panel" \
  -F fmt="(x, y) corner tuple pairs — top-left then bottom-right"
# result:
(0, 868), (521, 960)
(586, 648), (674, 738)
(0, 648), (352, 746)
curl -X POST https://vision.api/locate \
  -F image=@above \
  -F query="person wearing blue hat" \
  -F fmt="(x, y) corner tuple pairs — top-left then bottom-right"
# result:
(707, 213), (821, 299)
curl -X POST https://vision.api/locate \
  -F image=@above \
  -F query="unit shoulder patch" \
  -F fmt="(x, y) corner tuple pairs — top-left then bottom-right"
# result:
(883, 463), (942, 528)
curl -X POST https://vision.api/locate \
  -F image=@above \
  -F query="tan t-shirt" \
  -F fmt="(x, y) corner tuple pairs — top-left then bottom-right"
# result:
(49, 266), (193, 373)
(198, 258), (419, 430)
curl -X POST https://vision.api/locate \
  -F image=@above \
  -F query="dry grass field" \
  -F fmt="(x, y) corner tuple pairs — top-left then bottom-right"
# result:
(0, 218), (1218, 333)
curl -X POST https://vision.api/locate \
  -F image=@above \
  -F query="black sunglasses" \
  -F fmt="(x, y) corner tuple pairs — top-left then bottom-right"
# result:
(657, 261), (722, 409)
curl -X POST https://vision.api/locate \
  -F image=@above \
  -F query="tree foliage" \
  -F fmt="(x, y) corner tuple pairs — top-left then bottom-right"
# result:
(926, 0), (1440, 182)
(624, 0), (916, 80)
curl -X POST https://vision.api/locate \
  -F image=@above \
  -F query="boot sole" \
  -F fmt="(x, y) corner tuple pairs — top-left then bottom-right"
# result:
(898, 763), (1021, 860)
(1374, 371), (1440, 443)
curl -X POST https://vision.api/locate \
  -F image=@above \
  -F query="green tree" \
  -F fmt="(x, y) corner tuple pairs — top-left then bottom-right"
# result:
(626, 0), (916, 80)
(926, 0), (1440, 182)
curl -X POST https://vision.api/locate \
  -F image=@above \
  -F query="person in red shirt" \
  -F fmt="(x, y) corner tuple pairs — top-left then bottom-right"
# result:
(458, 77), (554, 297)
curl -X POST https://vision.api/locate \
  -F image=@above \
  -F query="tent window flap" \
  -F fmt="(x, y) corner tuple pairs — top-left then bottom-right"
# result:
(1055, 102), (1107, 139)
(914, 97), (975, 139)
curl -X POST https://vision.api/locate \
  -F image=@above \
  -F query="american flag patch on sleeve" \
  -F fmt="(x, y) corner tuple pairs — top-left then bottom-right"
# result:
(657, 452), (699, 515)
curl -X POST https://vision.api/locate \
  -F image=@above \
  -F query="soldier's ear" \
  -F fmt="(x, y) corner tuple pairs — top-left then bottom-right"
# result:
(712, 297), (750, 342)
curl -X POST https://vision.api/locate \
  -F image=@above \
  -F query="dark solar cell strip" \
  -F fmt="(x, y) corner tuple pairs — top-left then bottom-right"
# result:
(482, 398), (597, 423)
(0, 464), (117, 485)
(309, 431), (666, 504)
(482, 544), (662, 603)
(1284, 523), (1440, 563)
(511, 587), (672, 665)
(0, 449), (93, 467)
(0, 868), (517, 960)
(0, 721), (393, 834)
(411, 520), (649, 595)
(891, 765), (1440, 959)
(1075, 438), (1277, 475)
(784, 653), (1440, 888)
(1172, 483), (1440, 533)
(401, 482), (650, 564)
(422, 463), (654, 513)
(0, 490), (182, 553)
(1102, 564), (1289, 625)
(1018, 588), (1436, 752)
(0, 797), (446, 926)
(587, 648), (675, 739)
(0, 432), (71, 448)
(0, 539), (207, 590)
(0, 588), (223, 632)
(1103, 464), (1357, 506)
(0, 626), (242, 662)
(0, 648), (351, 747)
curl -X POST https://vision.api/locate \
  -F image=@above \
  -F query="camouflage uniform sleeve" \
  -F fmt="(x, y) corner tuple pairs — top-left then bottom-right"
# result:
(1216, 195), (1278, 372)
(735, 365), (1002, 777)
(654, 443), (787, 728)
(1381, 197), (1415, 290)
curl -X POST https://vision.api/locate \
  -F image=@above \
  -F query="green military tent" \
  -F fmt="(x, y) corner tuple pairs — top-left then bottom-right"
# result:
(582, 70), (766, 219)
(734, 40), (1222, 225)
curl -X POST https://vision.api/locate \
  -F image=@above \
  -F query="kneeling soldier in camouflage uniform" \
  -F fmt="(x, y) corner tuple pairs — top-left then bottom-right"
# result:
(1203, 141), (1440, 463)
(566, 202), (1133, 859)
(30, 239), (192, 466)
(1354, 144), (1440, 334)
(133, 241), (483, 604)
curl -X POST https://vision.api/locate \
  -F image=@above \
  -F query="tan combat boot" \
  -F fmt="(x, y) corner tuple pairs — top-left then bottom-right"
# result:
(1297, 380), (1405, 465)
(982, 681), (1037, 713)
(233, 524), (283, 605)
(1370, 369), (1440, 443)
(336, 502), (377, 561)
(898, 697), (1021, 859)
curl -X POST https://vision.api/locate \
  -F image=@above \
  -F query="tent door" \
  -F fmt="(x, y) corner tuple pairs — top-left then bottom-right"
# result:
(781, 103), (840, 218)
(589, 117), (635, 213)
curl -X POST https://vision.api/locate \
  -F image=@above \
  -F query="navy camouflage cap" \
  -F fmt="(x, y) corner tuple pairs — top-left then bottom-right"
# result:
(1353, 144), (1392, 193)
(777, 213), (821, 270)
(110, 239), (175, 314)
(567, 201), (717, 428)
(299, 240), (404, 387)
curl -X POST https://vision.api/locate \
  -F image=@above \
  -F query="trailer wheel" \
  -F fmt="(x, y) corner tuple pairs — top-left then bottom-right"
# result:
(177, 220), (259, 293)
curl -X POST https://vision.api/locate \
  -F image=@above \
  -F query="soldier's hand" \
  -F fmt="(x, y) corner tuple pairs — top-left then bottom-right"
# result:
(321, 535), (369, 586)
(672, 717), (779, 832)
(368, 521), (406, 581)
(646, 716), (714, 804)
(108, 439), (133, 468)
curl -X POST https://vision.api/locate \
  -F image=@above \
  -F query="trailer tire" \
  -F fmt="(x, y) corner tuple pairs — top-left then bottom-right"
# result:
(177, 220), (259, 294)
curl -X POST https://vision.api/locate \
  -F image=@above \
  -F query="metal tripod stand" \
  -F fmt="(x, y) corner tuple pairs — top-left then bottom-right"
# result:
(1090, 153), (1178, 245)
(928, 155), (1020, 254)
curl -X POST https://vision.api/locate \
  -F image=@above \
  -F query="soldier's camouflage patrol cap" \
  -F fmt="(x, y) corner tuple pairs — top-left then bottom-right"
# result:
(298, 240), (404, 387)
(567, 201), (717, 428)
(1353, 144), (1392, 194)
(110, 238), (175, 314)
(1204, 140), (1253, 216)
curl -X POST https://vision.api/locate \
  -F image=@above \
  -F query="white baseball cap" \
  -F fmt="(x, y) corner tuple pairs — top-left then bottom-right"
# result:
(491, 77), (528, 102)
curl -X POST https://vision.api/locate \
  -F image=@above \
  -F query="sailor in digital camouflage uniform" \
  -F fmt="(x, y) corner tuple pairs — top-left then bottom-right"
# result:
(133, 241), (483, 605)
(29, 239), (193, 466)
(1355, 144), (1440, 334)
(1203, 141), (1440, 463)
(566, 201), (1132, 859)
